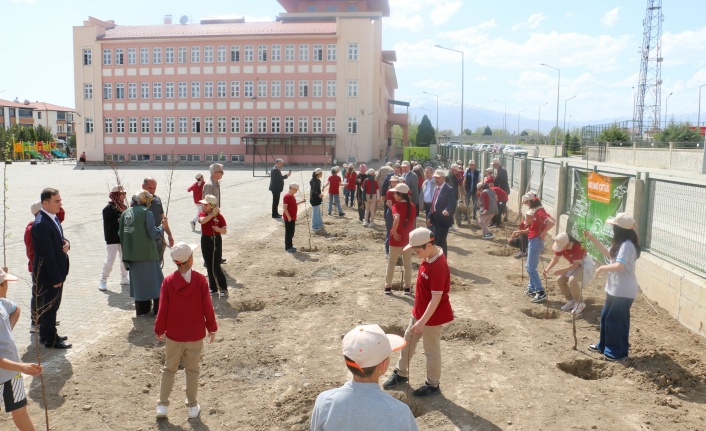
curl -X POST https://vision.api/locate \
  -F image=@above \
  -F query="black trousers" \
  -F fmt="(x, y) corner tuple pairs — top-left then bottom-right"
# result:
(202, 235), (227, 292)
(38, 282), (63, 345)
(135, 298), (159, 316)
(284, 220), (296, 250)
(431, 222), (450, 256)
(357, 192), (365, 221)
(271, 191), (281, 217)
(492, 202), (507, 226)
(509, 234), (528, 252)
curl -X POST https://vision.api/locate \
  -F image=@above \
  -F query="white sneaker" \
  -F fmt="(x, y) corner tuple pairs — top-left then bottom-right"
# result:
(560, 300), (576, 312)
(190, 220), (196, 231)
(156, 405), (168, 419)
(187, 404), (201, 419)
(98, 280), (107, 291)
(363, 222), (370, 227)
(450, 225), (458, 232)
(572, 302), (586, 315)
(120, 277), (130, 285)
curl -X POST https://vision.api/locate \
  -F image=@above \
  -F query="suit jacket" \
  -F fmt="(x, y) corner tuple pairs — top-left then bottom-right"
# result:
(32, 211), (69, 287)
(495, 166), (510, 194)
(427, 183), (457, 228)
(269, 166), (288, 193)
(403, 171), (419, 205)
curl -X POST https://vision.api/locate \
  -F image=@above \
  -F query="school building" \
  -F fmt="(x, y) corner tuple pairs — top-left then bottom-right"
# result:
(0, 98), (75, 143)
(72, 0), (408, 165)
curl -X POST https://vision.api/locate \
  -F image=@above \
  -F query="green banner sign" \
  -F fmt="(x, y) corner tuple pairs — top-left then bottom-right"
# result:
(567, 171), (629, 263)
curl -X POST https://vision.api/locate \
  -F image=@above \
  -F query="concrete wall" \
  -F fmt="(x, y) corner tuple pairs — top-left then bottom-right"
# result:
(600, 146), (703, 173)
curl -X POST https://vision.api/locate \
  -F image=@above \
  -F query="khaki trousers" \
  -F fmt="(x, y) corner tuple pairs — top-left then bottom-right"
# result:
(158, 337), (204, 407)
(385, 246), (413, 287)
(557, 267), (584, 302)
(395, 316), (444, 387)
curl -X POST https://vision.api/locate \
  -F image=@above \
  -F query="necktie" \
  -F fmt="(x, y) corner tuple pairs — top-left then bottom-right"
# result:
(54, 216), (64, 240)
(431, 186), (441, 213)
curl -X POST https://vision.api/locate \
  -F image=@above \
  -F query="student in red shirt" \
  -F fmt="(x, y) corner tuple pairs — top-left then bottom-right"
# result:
(187, 173), (205, 231)
(383, 183), (417, 295)
(283, 183), (304, 253)
(523, 191), (556, 303)
(490, 186), (509, 228)
(325, 168), (345, 217)
(198, 195), (228, 297)
(544, 232), (588, 314)
(362, 169), (380, 227)
(508, 210), (532, 258)
(384, 176), (400, 257)
(477, 182), (498, 240)
(154, 242), (217, 420)
(383, 228), (453, 397)
(344, 166), (357, 208)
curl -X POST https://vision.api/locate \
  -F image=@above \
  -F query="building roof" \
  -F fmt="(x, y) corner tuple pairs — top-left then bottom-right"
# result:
(100, 21), (337, 40)
(28, 101), (74, 112)
(0, 98), (31, 109)
(277, 0), (390, 17)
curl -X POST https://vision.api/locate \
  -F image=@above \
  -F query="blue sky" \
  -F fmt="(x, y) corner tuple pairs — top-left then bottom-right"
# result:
(2, 0), (705, 134)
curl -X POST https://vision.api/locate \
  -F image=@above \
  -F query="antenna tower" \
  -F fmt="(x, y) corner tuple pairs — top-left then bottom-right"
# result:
(633, 0), (664, 140)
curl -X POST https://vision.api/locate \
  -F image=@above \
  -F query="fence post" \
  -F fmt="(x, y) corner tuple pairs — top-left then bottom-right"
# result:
(539, 158), (545, 196)
(639, 172), (650, 247)
(555, 163), (567, 234)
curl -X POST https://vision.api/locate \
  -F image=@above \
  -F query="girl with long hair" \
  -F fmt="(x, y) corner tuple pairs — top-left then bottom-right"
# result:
(522, 191), (556, 303)
(362, 168), (380, 227)
(544, 232), (588, 314)
(383, 184), (417, 295)
(310, 168), (324, 232)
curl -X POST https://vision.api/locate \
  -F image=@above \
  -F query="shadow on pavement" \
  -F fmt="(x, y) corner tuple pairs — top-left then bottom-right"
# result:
(21, 347), (73, 410)
(450, 267), (492, 285)
(128, 315), (158, 347)
(104, 282), (135, 311)
(156, 417), (212, 431)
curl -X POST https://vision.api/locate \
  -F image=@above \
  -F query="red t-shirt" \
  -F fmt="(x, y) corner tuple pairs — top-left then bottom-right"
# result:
(385, 189), (396, 206)
(345, 172), (357, 190)
(389, 201), (417, 248)
(417, 174), (424, 190)
(199, 212), (227, 236)
(187, 180), (204, 204)
(484, 176), (495, 184)
(412, 248), (453, 326)
(491, 187), (508, 202)
(283, 193), (298, 221)
(555, 241), (586, 263)
(327, 175), (341, 195)
(518, 220), (529, 231)
(528, 207), (550, 239)
(363, 178), (379, 196)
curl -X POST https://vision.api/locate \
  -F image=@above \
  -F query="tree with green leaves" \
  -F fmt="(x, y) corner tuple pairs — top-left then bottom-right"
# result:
(35, 125), (54, 142)
(416, 115), (436, 147)
(482, 125), (492, 136)
(653, 121), (702, 144)
(598, 123), (630, 143)
(569, 135), (581, 154)
(520, 130), (529, 136)
(463, 128), (472, 136)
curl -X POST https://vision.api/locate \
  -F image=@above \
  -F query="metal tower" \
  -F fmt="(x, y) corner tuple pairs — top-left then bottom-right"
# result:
(634, 0), (664, 139)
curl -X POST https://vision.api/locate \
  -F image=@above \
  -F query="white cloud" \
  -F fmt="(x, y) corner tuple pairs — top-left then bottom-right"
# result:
(413, 79), (456, 92)
(11, 0), (36, 3)
(662, 27), (706, 66)
(511, 13), (547, 31)
(387, 0), (462, 31)
(601, 7), (620, 27)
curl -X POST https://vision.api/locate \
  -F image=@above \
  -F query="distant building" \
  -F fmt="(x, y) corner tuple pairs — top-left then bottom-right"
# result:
(0, 98), (75, 142)
(72, 0), (408, 165)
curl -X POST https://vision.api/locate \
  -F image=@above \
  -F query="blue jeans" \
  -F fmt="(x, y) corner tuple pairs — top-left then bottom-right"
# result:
(344, 189), (354, 206)
(312, 205), (323, 230)
(328, 194), (343, 215)
(596, 294), (634, 360)
(526, 237), (544, 293)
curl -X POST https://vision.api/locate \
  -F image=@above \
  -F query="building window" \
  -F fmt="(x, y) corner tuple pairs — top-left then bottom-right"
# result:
(285, 44), (294, 61)
(178, 117), (187, 134)
(140, 48), (149, 64)
(326, 117), (336, 134)
(298, 117), (308, 133)
(83, 48), (92, 65)
(258, 45), (267, 62)
(327, 44), (336, 61)
(115, 48), (124, 65)
(104, 118), (113, 134)
(313, 44), (323, 61)
(217, 45), (226, 62)
(230, 117), (240, 133)
(306, 5), (317, 12)
(230, 81), (240, 98)
(271, 44), (281, 61)
(178, 47), (187, 63)
(285, 116), (294, 134)
(244, 81), (254, 98)
(128, 83), (137, 99)
(130, 154), (150, 162)
(178, 82), (187, 98)
(154, 153), (171, 162)
(327, 5), (337, 12)
(217, 81), (226, 98)
(165, 47), (174, 64)
(244, 45), (254, 62)
(153, 47), (162, 64)
(127, 48), (136, 64)
(347, 117), (358, 134)
(205, 154), (227, 162)
(271, 117), (281, 134)
(153, 82), (162, 99)
(230, 45), (240, 62)
(166, 117), (175, 133)
(244, 117), (253, 134)
(299, 44), (309, 61)
(327, 80), (336, 97)
(116, 83), (125, 99)
(217, 116), (226, 134)
(204, 117), (214, 134)
(141, 82), (150, 99)
(299, 80), (309, 97)
(231, 155), (245, 163)
(348, 42), (358, 60)
(83, 84), (93, 100)
(165, 82), (174, 99)
(313, 80), (323, 97)
(179, 154), (201, 162)
(271, 80), (281, 98)
(191, 117), (201, 133)
(204, 46), (213, 63)
(257, 116), (267, 133)
(312, 116), (322, 134)
(204, 81), (213, 98)
(191, 81), (200, 98)
(258, 80), (267, 98)
(141, 117), (150, 133)
(103, 48), (111, 65)
(129, 117), (137, 134)
(103, 83), (112, 100)
(116, 117), (125, 134)
(348, 80), (358, 97)
(191, 46), (200, 63)
(154, 117), (162, 133)
(284, 80), (294, 98)
(347, 4), (358, 11)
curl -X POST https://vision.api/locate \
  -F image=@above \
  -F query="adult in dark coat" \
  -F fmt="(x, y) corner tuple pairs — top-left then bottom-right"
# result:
(32, 188), (71, 348)
(269, 158), (291, 218)
(401, 161), (419, 217)
(492, 159), (510, 193)
(426, 170), (457, 256)
(463, 160), (481, 220)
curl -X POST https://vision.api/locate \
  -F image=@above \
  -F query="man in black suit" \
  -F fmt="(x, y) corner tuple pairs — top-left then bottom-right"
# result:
(401, 161), (419, 217)
(492, 158), (510, 221)
(32, 188), (71, 349)
(269, 158), (291, 219)
(426, 170), (457, 256)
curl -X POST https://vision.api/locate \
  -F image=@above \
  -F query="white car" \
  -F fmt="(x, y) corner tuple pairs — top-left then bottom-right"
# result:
(503, 145), (528, 157)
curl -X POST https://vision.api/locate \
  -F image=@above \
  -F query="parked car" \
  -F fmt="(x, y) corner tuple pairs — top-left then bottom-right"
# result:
(479, 144), (492, 152)
(503, 145), (528, 157)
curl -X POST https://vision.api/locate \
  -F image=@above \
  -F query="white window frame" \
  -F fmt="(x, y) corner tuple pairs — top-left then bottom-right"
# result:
(191, 46), (200, 63)
(191, 117), (201, 134)
(104, 117), (113, 134)
(165, 82), (174, 99)
(258, 80), (267, 98)
(83, 48), (92, 65)
(244, 81), (254, 98)
(115, 48), (124, 65)
(165, 47), (174, 64)
(153, 117), (163, 134)
(230, 45), (240, 62)
(313, 80), (323, 97)
(327, 44), (336, 61)
(204, 81), (214, 98)
(103, 83), (112, 100)
(299, 44), (309, 61)
(257, 116), (267, 134)
(191, 81), (201, 98)
(178, 47), (187, 63)
(298, 80), (309, 97)
(271, 80), (281, 98)
(347, 42), (359, 61)
(347, 117), (358, 134)
(153, 47), (162, 64)
(217, 81), (226, 98)
(313, 44), (323, 61)
(128, 117), (137, 134)
(231, 81), (240, 98)
(285, 116), (294, 134)
(204, 46), (213, 63)
(128, 83), (137, 99)
(204, 117), (214, 134)
(116, 117), (125, 133)
(141, 82), (150, 99)
(258, 45), (268, 62)
(127, 48), (136, 64)
(140, 47), (149, 64)
(178, 117), (187, 134)
(153, 82), (162, 99)
(217, 116), (226, 134)
(271, 44), (281, 61)
(312, 116), (322, 134)
(141, 117), (150, 133)
(217, 45), (226, 62)
(244, 117), (253, 134)
(103, 48), (111, 65)
(230, 116), (240, 133)
(348, 80), (358, 97)
(298, 117), (308, 134)
(244, 45), (254, 62)
(326, 117), (336, 134)
(83, 84), (93, 100)
(271, 117), (281, 134)
(284, 44), (294, 61)
(166, 117), (175, 134)
(178, 82), (187, 98)
(327, 80), (336, 97)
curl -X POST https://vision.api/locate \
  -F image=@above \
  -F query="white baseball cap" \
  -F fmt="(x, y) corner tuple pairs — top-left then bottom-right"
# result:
(392, 183), (409, 194)
(342, 324), (406, 369)
(198, 194), (218, 206)
(195, 173), (203, 180)
(367, 169), (375, 176)
(171, 242), (199, 264)
(31, 200), (42, 215)
(0, 268), (19, 284)
(289, 182), (300, 190)
(110, 185), (125, 193)
(523, 191), (538, 202)
(606, 212), (636, 230)
(432, 169), (446, 178)
(552, 232), (570, 252)
(404, 227), (433, 251)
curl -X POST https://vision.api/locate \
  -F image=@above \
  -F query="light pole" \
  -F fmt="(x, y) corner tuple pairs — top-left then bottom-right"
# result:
(493, 99), (506, 137)
(517, 108), (527, 143)
(434, 44), (464, 139)
(423, 91), (439, 132)
(538, 102), (549, 144)
(664, 92), (673, 129)
(541, 63), (561, 156)
(420, 107), (432, 119)
(569, 115), (572, 131)
(698, 84), (706, 131)
(562, 95), (577, 156)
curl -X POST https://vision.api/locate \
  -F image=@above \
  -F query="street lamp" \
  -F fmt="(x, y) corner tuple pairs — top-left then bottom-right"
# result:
(664, 92), (673, 129)
(698, 84), (706, 131)
(423, 91), (439, 132)
(540, 63), (561, 156)
(434, 44), (464, 139)
(420, 107), (432, 119)
(562, 95), (577, 156)
(494, 99), (506, 137)
(538, 102), (549, 144)
(517, 108), (527, 143)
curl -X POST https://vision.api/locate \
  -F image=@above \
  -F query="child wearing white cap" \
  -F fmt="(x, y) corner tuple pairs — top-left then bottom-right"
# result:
(283, 183), (305, 253)
(198, 195), (228, 296)
(310, 324), (417, 430)
(187, 173), (205, 231)
(543, 232), (588, 314)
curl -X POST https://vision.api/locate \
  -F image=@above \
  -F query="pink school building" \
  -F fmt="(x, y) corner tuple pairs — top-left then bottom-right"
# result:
(72, 0), (409, 165)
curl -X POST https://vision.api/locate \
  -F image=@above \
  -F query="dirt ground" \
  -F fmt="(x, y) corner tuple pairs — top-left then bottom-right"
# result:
(10, 203), (706, 431)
